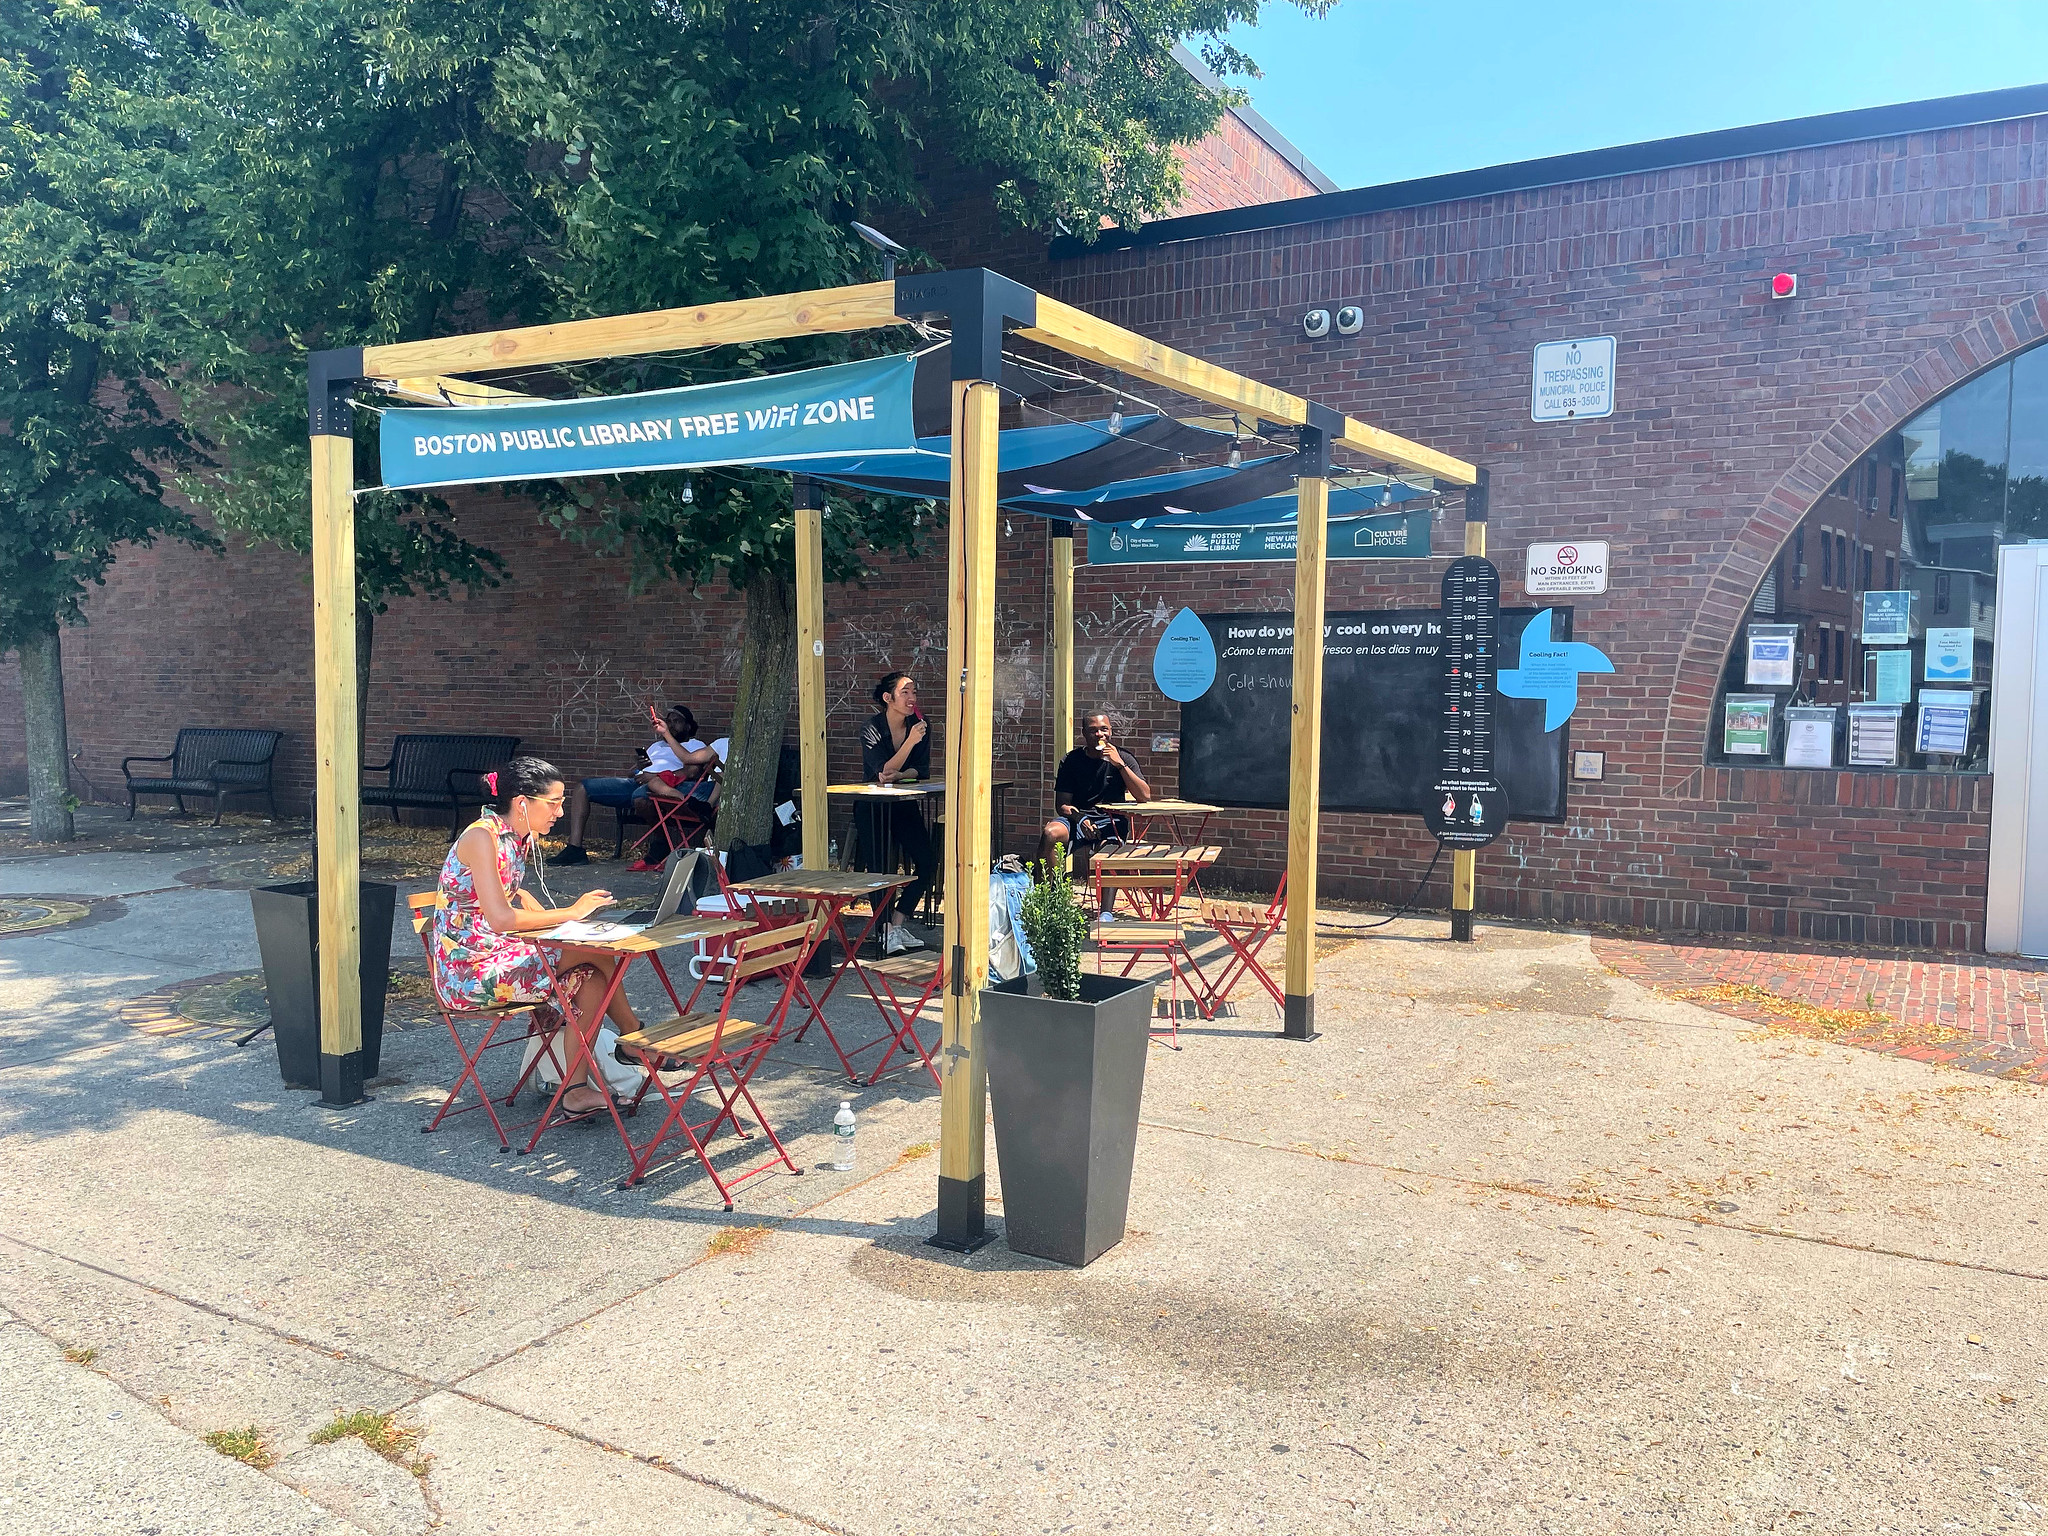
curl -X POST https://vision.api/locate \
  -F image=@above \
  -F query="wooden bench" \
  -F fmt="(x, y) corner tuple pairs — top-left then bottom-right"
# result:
(362, 733), (520, 835)
(123, 727), (283, 823)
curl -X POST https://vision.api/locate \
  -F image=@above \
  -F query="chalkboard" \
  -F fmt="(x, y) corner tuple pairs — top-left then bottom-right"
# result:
(1178, 608), (1572, 821)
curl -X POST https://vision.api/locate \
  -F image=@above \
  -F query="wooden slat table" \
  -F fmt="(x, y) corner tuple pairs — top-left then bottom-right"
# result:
(520, 912), (756, 1157)
(728, 870), (910, 1082)
(1089, 843), (1222, 919)
(1123, 798), (1220, 844)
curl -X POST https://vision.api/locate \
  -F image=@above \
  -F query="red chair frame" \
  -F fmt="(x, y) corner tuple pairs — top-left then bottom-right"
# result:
(1200, 871), (1287, 1015)
(411, 891), (570, 1152)
(1092, 870), (1214, 1048)
(612, 920), (818, 1205)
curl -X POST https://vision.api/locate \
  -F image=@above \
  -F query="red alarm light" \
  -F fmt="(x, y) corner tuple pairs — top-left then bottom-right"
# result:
(1770, 272), (1798, 299)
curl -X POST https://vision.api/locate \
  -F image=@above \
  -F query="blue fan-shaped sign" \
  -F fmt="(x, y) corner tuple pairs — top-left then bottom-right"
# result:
(1153, 607), (1219, 702)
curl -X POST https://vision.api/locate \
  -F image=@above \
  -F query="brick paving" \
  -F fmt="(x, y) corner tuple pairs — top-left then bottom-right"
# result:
(1592, 933), (2048, 1084)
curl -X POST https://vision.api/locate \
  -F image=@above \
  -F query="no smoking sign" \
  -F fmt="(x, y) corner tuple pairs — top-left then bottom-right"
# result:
(1526, 538), (1609, 595)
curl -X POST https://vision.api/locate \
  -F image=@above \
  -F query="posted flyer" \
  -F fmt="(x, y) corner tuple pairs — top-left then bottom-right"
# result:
(1915, 690), (1972, 756)
(1847, 704), (1900, 767)
(1923, 626), (1974, 683)
(1744, 624), (1799, 687)
(1723, 695), (1774, 756)
(1783, 706), (1837, 769)
(1860, 590), (1911, 645)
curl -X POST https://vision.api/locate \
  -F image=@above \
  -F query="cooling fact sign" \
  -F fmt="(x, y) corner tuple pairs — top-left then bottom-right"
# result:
(1531, 336), (1616, 422)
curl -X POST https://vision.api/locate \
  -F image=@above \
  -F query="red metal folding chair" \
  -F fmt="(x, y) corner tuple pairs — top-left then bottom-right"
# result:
(1200, 871), (1287, 1016)
(611, 920), (818, 1205)
(854, 951), (945, 1086)
(624, 767), (718, 863)
(410, 891), (568, 1152)
(1092, 870), (1214, 1047)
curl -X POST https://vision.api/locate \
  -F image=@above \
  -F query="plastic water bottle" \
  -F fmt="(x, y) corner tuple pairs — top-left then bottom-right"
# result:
(828, 837), (840, 869)
(831, 1101), (856, 1171)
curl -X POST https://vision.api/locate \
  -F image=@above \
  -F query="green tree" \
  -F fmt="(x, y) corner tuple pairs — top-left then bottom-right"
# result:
(0, 2), (221, 841)
(378, 0), (1295, 848)
(171, 0), (520, 751)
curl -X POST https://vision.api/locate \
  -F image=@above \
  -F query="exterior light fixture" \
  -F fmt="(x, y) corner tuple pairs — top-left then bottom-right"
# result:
(852, 221), (907, 281)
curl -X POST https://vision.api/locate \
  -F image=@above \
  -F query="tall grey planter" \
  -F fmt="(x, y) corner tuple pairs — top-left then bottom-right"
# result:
(249, 880), (395, 1100)
(982, 972), (1156, 1267)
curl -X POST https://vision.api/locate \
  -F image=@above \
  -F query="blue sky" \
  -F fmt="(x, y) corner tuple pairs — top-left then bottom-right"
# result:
(1219, 0), (2048, 190)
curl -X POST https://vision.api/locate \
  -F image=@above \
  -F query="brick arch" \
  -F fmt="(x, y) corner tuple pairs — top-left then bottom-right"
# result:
(1656, 291), (2048, 796)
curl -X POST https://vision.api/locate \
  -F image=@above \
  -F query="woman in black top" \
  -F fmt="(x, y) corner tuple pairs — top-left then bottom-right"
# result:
(857, 671), (936, 954)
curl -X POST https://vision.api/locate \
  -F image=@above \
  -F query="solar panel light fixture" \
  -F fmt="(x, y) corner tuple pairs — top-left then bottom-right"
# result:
(852, 221), (907, 280)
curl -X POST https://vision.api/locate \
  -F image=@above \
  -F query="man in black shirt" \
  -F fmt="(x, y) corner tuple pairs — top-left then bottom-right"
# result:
(1039, 711), (1151, 872)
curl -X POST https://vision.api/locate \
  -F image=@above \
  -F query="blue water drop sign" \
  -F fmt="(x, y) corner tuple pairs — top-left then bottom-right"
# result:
(1153, 607), (1219, 702)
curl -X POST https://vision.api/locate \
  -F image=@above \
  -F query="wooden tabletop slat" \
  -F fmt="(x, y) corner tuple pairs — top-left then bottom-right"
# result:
(732, 870), (909, 900)
(527, 912), (753, 953)
(1125, 799), (1220, 815)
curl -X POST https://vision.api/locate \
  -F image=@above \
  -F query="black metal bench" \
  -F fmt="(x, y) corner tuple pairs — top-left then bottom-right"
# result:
(124, 728), (284, 824)
(362, 734), (521, 835)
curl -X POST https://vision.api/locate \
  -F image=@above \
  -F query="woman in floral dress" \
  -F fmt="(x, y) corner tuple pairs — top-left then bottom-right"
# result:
(432, 756), (642, 1117)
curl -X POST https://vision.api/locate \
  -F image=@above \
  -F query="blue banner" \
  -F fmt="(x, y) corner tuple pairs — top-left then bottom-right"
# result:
(379, 353), (920, 491)
(1087, 507), (1430, 565)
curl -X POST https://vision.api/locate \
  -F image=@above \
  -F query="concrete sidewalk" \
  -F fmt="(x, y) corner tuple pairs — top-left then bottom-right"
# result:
(1, 822), (2043, 1533)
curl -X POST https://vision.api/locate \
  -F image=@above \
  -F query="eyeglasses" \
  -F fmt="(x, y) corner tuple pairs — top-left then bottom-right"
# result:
(525, 795), (566, 808)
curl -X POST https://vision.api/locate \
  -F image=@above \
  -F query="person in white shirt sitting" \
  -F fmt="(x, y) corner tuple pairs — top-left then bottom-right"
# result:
(557, 706), (728, 867)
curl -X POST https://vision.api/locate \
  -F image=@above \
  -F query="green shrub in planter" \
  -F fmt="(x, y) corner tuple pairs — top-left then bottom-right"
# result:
(1019, 853), (1089, 999)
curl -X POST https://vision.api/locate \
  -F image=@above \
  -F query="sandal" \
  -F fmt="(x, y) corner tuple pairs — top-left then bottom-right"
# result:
(560, 1086), (611, 1118)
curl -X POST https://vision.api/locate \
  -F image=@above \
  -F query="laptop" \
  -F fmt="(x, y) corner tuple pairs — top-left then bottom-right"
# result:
(615, 848), (712, 929)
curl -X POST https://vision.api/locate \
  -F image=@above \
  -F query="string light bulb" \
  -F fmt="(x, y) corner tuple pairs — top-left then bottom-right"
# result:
(681, 476), (695, 504)
(1380, 481), (1396, 507)
(1004, 517), (1013, 537)
(1108, 405), (1123, 436)
(1227, 420), (1243, 470)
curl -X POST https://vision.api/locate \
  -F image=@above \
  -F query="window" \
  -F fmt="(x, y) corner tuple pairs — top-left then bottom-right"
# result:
(1708, 337), (2048, 772)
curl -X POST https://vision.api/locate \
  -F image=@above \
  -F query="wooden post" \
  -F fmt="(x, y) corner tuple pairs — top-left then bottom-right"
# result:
(310, 428), (364, 1105)
(793, 476), (829, 872)
(1050, 522), (1075, 756)
(932, 379), (1000, 1251)
(1282, 414), (1336, 1042)
(1450, 470), (1490, 944)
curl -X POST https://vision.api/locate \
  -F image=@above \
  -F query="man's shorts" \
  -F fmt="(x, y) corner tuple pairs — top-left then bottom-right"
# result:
(1048, 809), (1130, 847)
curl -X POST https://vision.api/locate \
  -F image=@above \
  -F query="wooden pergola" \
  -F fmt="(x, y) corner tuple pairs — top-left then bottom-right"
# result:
(306, 268), (1477, 1248)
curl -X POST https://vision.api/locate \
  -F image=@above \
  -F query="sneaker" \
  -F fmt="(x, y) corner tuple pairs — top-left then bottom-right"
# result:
(627, 858), (663, 874)
(1098, 909), (1117, 924)
(553, 845), (589, 866)
(884, 926), (925, 956)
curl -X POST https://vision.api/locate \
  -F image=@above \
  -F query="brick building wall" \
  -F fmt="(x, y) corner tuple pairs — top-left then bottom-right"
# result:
(1170, 109), (1325, 215)
(5, 105), (2043, 951)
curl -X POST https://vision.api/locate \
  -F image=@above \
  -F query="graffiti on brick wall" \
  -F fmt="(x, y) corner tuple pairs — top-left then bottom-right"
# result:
(546, 652), (675, 757)
(832, 604), (948, 720)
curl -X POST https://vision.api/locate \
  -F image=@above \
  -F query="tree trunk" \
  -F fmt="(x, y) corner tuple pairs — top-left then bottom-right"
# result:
(715, 569), (796, 852)
(19, 623), (74, 843)
(356, 605), (375, 765)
